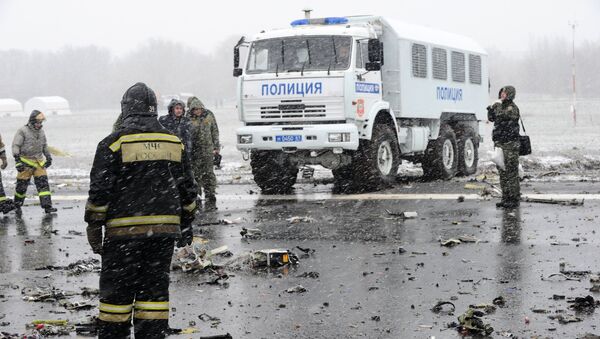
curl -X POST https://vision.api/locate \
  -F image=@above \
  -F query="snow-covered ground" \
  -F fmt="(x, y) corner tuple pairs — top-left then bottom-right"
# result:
(0, 98), (598, 190)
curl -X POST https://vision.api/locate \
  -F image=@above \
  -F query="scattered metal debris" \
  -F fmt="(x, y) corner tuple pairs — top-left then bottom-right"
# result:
(431, 301), (455, 314)
(240, 227), (262, 239)
(285, 285), (307, 294)
(523, 197), (584, 206)
(456, 308), (493, 336)
(286, 216), (315, 224)
(385, 210), (418, 219)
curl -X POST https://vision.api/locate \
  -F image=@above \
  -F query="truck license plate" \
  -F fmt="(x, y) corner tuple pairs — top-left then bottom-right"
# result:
(276, 135), (302, 142)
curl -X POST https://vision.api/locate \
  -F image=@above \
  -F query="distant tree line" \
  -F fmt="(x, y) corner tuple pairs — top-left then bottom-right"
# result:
(488, 37), (600, 98)
(0, 36), (598, 109)
(0, 37), (239, 109)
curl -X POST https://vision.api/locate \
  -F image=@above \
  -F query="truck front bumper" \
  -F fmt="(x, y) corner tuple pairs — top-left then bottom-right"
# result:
(236, 123), (359, 151)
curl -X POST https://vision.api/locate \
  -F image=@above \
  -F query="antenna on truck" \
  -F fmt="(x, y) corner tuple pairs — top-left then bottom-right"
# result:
(303, 8), (312, 19)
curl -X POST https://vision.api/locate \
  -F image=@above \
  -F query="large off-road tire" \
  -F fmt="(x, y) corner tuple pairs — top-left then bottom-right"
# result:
(422, 124), (458, 180)
(456, 126), (479, 176)
(352, 124), (400, 190)
(250, 151), (298, 194)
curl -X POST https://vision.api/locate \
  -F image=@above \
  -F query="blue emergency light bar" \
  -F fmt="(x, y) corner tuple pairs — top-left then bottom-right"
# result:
(291, 17), (349, 26)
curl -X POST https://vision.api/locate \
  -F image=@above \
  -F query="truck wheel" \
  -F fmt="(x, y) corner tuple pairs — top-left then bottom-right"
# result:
(422, 124), (458, 180)
(457, 127), (479, 176)
(353, 124), (400, 189)
(250, 151), (298, 194)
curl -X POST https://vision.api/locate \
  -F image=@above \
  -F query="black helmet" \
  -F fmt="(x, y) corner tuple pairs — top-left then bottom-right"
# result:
(120, 82), (157, 119)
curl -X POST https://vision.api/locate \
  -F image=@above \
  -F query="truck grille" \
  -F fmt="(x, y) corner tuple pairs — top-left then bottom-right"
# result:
(260, 100), (327, 119)
(243, 98), (344, 122)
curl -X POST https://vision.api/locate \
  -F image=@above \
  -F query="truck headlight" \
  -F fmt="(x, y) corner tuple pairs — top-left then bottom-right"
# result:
(328, 133), (351, 142)
(238, 135), (253, 144)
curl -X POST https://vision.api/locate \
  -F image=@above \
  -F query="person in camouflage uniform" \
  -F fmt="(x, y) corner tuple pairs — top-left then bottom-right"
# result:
(487, 85), (521, 208)
(187, 97), (220, 210)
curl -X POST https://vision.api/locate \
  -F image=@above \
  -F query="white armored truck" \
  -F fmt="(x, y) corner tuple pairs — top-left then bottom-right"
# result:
(233, 15), (488, 192)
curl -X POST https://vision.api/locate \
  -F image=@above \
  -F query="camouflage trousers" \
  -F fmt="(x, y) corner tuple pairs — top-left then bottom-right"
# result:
(192, 158), (217, 203)
(496, 141), (520, 203)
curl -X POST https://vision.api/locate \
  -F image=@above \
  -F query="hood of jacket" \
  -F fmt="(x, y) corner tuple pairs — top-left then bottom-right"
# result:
(187, 97), (204, 111)
(502, 85), (516, 101)
(168, 99), (186, 116)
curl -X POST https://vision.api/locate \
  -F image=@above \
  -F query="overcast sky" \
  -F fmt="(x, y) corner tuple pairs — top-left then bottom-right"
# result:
(1, 0), (598, 56)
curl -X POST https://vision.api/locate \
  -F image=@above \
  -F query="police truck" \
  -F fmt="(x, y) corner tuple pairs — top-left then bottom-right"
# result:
(233, 14), (488, 192)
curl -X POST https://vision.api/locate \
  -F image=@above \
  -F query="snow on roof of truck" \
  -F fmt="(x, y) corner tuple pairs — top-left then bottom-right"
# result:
(348, 15), (487, 55)
(252, 23), (373, 41)
(252, 15), (486, 55)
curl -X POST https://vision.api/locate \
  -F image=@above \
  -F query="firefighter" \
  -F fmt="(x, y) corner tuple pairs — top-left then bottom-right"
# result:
(0, 134), (16, 214)
(85, 82), (197, 338)
(187, 97), (220, 210)
(12, 110), (57, 214)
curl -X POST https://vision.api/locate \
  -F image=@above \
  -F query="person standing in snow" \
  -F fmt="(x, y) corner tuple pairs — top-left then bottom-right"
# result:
(187, 97), (220, 211)
(12, 110), (57, 214)
(487, 85), (521, 208)
(85, 82), (197, 338)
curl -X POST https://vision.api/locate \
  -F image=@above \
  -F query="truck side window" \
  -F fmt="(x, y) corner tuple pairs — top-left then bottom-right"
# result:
(355, 41), (363, 69)
(248, 48), (269, 71)
(469, 54), (482, 84)
(412, 44), (427, 78)
(451, 51), (465, 82)
(355, 41), (369, 69)
(432, 47), (447, 80)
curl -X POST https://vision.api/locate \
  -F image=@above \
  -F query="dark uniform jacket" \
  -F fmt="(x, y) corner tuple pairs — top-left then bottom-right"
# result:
(159, 99), (193, 156)
(86, 116), (197, 240)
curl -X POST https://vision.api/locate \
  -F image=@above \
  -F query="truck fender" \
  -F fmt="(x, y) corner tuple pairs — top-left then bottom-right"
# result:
(358, 101), (398, 140)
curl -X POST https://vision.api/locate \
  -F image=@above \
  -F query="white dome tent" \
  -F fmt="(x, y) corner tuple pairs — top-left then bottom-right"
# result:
(24, 96), (72, 116)
(0, 98), (24, 117)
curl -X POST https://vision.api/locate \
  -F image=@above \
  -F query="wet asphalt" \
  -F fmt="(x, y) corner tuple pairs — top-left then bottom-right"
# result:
(1, 180), (600, 338)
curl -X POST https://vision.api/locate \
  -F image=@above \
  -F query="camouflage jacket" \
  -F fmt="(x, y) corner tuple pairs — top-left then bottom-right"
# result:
(188, 108), (220, 159)
(488, 100), (520, 144)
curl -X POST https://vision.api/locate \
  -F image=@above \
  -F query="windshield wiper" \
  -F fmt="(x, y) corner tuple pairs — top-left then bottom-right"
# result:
(279, 40), (284, 77)
(275, 62), (279, 77)
(327, 37), (338, 76)
(331, 36), (338, 64)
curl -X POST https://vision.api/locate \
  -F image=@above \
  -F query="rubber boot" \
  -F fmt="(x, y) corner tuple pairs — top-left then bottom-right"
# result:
(35, 175), (57, 214)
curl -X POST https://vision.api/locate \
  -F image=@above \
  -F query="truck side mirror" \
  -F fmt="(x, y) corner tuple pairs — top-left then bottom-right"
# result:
(368, 39), (381, 62)
(366, 39), (383, 71)
(365, 62), (381, 71)
(233, 46), (242, 77)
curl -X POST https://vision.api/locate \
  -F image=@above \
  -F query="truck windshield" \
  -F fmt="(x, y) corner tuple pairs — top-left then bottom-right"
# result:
(246, 36), (352, 74)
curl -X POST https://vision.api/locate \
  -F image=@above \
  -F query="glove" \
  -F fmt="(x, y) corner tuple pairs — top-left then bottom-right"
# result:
(86, 223), (104, 255)
(44, 157), (52, 168)
(15, 162), (25, 172)
(177, 222), (193, 248)
(0, 156), (7, 170)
